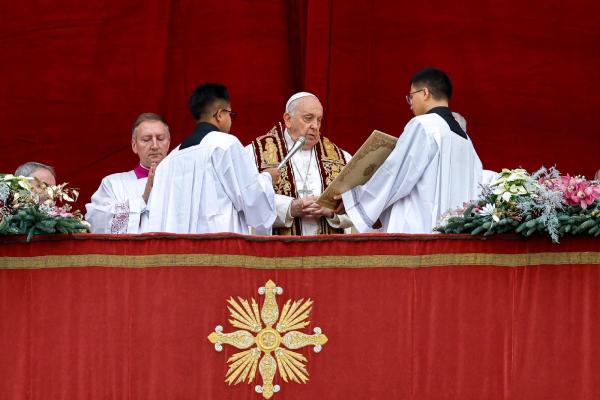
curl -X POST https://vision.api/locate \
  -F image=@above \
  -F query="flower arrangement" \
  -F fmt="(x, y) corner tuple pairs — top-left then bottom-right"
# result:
(436, 167), (600, 243)
(0, 173), (89, 241)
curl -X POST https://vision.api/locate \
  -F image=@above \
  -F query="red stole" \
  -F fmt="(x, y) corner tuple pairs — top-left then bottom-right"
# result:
(250, 122), (347, 235)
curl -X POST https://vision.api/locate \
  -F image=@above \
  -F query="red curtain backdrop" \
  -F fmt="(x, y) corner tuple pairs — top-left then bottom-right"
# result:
(1, 234), (600, 399)
(1, 0), (600, 208)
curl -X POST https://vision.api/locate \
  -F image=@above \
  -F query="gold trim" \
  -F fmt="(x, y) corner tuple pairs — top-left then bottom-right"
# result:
(1, 252), (600, 270)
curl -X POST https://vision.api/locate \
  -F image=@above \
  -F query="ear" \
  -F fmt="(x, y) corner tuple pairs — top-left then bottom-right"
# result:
(283, 112), (292, 128)
(131, 137), (138, 155)
(424, 87), (431, 100)
(214, 108), (224, 123)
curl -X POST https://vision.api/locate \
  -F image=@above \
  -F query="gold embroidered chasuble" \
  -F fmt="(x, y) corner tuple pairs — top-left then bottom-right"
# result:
(250, 122), (347, 235)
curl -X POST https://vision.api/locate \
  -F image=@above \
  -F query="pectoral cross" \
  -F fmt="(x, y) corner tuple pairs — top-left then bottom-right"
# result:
(297, 187), (314, 197)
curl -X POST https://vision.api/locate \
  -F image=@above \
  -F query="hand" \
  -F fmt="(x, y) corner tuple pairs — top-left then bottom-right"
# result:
(142, 162), (157, 203)
(290, 196), (334, 219)
(290, 197), (312, 217)
(264, 167), (280, 185)
(303, 198), (335, 218)
(333, 193), (345, 215)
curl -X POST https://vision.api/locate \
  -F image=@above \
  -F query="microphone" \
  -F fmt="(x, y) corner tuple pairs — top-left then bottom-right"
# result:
(277, 136), (306, 169)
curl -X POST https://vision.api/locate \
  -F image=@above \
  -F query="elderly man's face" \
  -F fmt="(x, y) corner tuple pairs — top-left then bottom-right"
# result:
(284, 96), (323, 150)
(27, 168), (56, 198)
(30, 168), (56, 187)
(132, 120), (170, 168)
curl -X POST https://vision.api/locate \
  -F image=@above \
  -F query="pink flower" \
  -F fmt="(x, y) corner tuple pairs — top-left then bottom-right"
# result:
(543, 175), (600, 209)
(49, 207), (74, 218)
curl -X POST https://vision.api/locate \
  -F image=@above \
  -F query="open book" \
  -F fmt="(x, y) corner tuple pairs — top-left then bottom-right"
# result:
(316, 130), (397, 209)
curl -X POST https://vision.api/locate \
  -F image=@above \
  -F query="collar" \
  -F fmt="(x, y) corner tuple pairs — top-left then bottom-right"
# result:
(134, 163), (149, 179)
(426, 106), (468, 139)
(179, 122), (220, 150)
(194, 121), (219, 133)
(284, 129), (313, 155)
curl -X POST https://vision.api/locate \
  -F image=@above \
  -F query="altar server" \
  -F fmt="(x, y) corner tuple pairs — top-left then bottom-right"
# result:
(148, 83), (278, 234)
(85, 113), (170, 234)
(338, 67), (483, 233)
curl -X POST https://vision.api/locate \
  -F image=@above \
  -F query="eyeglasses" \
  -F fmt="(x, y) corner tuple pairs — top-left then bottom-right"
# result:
(213, 108), (237, 120)
(405, 89), (425, 105)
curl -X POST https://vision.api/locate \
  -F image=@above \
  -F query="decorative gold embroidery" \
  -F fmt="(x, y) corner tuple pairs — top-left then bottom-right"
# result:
(262, 138), (279, 165)
(323, 161), (343, 186)
(208, 280), (328, 399)
(276, 167), (292, 196)
(322, 137), (339, 161)
(253, 123), (296, 198)
(3, 251), (600, 270)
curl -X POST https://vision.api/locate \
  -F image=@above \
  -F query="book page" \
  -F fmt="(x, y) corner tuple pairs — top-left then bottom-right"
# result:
(316, 130), (397, 209)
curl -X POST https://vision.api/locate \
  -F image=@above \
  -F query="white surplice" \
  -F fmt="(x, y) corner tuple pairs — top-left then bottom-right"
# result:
(147, 131), (276, 234)
(85, 171), (149, 234)
(342, 113), (483, 234)
(244, 129), (353, 235)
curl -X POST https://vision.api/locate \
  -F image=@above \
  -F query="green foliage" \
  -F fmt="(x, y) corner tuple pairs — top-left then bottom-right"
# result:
(437, 199), (600, 243)
(0, 204), (88, 242)
(436, 167), (600, 243)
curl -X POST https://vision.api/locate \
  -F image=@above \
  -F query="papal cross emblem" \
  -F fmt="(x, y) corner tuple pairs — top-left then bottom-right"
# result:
(208, 280), (328, 399)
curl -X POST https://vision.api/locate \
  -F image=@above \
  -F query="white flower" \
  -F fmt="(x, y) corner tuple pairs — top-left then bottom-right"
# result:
(491, 168), (542, 203)
(17, 178), (32, 190)
(478, 203), (500, 222)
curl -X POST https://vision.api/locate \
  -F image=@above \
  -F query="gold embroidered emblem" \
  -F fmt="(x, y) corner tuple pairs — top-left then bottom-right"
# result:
(262, 137), (279, 165)
(208, 280), (328, 399)
(322, 137), (339, 161)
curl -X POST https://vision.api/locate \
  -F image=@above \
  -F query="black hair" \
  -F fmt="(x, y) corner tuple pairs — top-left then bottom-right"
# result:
(410, 67), (453, 100)
(189, 83), (230, 120)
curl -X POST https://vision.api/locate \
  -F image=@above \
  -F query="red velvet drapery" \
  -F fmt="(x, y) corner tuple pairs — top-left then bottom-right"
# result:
(1, 1), (600, 208)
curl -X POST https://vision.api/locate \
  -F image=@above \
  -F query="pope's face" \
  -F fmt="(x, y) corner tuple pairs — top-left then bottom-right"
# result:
(132, 120), (171, 168)
(284, 96), (323, 150)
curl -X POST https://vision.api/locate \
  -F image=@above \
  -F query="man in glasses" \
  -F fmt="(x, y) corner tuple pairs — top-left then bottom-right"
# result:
(245, 92), (353, 235)
(336, 67), (483, 233)
(148, 83), (279, 234)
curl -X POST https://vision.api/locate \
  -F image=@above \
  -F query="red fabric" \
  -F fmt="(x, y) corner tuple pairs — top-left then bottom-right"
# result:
(1, 232), (599, 257)
(1, 234), (600, 399)
(1, 1), (600, 210)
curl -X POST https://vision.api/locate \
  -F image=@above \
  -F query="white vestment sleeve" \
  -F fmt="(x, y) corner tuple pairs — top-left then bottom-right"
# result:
(342, 119), (437, 233)
(326, 149), (354, 230)
(275, 194), (295, 228)
(85, 176), (145, 234)
(243, 144), (293, 228)
(213, 142), (276, 235)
